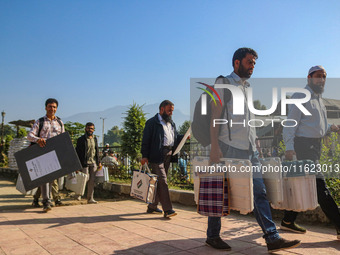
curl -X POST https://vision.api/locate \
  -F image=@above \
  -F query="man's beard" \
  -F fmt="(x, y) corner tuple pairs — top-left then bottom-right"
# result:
(308, 81), (324, 94)
(237, 63), (252, 79)
(86, 131), (93, 136)
(162, 113), (172, 123)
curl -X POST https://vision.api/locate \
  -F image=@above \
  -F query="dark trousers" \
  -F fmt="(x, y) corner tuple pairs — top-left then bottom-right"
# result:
(283, 137), (340, 230)
(148, 148), (173, 212)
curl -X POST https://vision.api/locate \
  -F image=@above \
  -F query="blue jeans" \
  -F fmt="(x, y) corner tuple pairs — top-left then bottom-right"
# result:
(207, 142), (280, 244)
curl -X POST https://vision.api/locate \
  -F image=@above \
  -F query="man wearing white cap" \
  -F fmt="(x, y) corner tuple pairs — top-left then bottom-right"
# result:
(282, 65), (340, 240)
(102, 143), (112, 158)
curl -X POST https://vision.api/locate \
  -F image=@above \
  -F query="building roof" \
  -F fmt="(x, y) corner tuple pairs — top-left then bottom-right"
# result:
(8, 120), (35, 128)
(323, 98), (340, 110)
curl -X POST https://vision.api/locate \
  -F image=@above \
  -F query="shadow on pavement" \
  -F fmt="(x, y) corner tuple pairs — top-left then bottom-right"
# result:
(0, 212), (171, 227)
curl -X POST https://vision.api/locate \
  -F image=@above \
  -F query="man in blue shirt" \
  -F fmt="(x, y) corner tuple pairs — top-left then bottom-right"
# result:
(281, 65), (340, 240)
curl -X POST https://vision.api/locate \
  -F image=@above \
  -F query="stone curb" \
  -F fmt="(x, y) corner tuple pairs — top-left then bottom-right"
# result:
(0, 167), (335, 223)
(99, 181), (196, 206)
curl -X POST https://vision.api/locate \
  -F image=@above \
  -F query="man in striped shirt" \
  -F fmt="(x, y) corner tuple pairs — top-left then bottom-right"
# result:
(27, 98), (65, 212)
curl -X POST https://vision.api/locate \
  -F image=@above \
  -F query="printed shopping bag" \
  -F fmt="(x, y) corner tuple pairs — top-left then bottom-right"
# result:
(95, 166), (109, 183)
(130, 165), (157, 203)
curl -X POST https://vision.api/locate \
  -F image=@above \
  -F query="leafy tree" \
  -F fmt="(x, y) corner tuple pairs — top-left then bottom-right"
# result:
(17, 128), (27, 138)
(0, 134), (12, 165)
(4, 134), (13, 155)
(2, 125), (15, 138)
(253, 100), (267, 110)
(112, 142), (121, 147)
(121, 103), (146, 169)
(64, 121), (85, 146)
(104, 126), (123, 145)
(178, 120), (191, 135)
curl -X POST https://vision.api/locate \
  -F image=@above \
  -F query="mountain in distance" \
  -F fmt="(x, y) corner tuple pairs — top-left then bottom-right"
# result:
(63, 103), (190, 136)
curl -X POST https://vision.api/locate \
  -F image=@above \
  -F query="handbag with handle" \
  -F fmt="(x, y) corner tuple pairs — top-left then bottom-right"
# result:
(65, 172), (88, 196)
(95, 166), (109, 183)
(16, 174), (37, 196)
(130, 164), (158, 203)
(193, 156), (254, 216)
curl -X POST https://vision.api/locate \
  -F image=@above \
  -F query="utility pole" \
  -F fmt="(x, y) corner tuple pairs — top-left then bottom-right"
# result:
(100, 117), (106, 147)
(0, 111), (5, 162)
(1, 111), (5, 145)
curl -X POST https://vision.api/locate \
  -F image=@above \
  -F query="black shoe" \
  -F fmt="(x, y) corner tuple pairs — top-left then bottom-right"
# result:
(32, 199), (41, 208)
(42, 203), (52, 213)
(281, 220), (306, 233)
(337, 228), (340, 240)
(55, 199), (63, 206)
(205, 237), (231, 250)
(164, 210), (177, 218)
(267, 238), (301, 252)
(147, 207), (163, 214)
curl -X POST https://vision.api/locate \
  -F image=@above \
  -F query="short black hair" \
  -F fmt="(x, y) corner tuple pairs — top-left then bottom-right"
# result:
(159, 100), (174, 110)
(45, 98), (59, 107)
(86, 122), (95, 127)
(232, 47), (258, 67)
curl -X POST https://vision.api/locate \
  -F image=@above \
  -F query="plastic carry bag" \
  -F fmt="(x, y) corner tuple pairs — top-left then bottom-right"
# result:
(65, 172), (88, 196)
(130, 164), (158, 203)
(16, 174), (37, 196)
(95, 165), (109, 183)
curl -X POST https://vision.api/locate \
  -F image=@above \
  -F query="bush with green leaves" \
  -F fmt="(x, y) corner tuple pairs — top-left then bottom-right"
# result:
(319, 132), (340, 206)
(17, 128), (27, 138)
(0, 134), (13, 165)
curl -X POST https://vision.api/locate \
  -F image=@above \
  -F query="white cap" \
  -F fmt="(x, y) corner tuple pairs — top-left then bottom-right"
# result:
(308, 65), (326, 75)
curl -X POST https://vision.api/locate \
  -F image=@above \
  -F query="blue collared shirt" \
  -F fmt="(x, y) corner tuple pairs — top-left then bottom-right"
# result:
(214, 72), (257, 151)
(283, 85), (329, 151)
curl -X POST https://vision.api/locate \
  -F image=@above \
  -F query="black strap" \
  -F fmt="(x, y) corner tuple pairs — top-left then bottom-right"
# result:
(217, 75), (232, 141)
(37, 116), (63, 137)
(37, 117), (44, 138)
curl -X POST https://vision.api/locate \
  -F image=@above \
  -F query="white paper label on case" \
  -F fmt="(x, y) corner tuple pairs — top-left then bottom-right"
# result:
(25, 150), (61, 180)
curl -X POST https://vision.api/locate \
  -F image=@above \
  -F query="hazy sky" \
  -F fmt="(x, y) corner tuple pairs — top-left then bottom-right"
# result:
(1, 0), (340, 128)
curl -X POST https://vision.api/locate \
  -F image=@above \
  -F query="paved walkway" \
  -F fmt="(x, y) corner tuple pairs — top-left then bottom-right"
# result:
(0, 178), (339, 255)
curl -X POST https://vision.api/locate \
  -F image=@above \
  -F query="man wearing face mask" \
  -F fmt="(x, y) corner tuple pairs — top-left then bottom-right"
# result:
(141, 100), (184, 218)
(281, 65), (340, 240)
(76, 122), (101, 204)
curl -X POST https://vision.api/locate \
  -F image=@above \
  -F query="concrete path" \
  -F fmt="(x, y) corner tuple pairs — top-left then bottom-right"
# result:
(0, 178), (339, 255)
